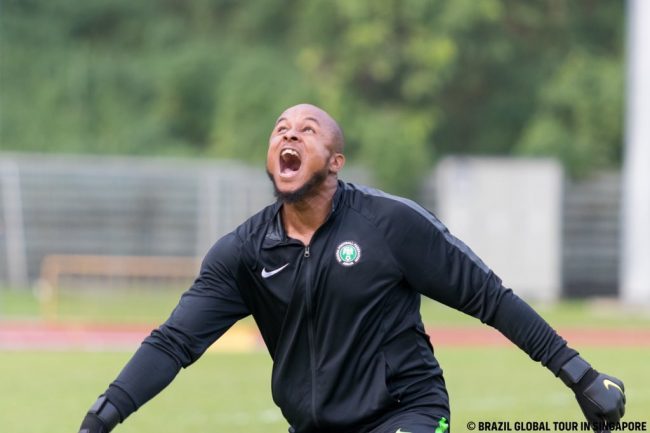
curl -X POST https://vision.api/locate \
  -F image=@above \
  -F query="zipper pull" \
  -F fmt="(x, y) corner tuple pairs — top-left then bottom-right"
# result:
(304, 245), (311, 258)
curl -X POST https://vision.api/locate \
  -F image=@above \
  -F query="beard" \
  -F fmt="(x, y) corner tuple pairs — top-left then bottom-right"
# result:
(266, 165), (329, 204)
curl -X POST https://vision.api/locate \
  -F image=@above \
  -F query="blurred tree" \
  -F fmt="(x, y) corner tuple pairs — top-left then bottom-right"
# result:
(0, 0), (624, 196)
(518, 51), (623, 176)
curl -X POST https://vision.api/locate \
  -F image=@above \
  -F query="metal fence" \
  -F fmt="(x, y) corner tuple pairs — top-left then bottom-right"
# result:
(0, 154), (272, 286)
(562, 172), (621, 297)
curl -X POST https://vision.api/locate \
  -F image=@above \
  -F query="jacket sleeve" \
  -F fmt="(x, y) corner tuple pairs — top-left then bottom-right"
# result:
(381, 198), (577, 374)
(105, 231), (251, 420)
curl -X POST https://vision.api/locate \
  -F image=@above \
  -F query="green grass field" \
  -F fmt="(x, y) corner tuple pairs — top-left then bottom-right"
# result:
(2, 289), (649, 432)
(2, 348), (649, 433)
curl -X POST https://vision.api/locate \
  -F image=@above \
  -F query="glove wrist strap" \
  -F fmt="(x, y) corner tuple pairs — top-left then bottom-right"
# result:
(88, 395), (121, 431)
(558, 355), (591, 387)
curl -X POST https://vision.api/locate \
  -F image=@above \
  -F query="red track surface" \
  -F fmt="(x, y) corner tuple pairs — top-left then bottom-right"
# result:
(0, 321), (155, 351)
(2, 321), (649, 351)
(426, 326), (650, 347)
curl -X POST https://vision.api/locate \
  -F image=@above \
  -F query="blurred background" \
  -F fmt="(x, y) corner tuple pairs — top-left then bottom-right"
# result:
(1, 1), (649, 432)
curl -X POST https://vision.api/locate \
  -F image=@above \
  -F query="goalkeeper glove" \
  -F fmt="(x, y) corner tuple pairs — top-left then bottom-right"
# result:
(559, 355), (625, 432)
(78, 395), (121, 433)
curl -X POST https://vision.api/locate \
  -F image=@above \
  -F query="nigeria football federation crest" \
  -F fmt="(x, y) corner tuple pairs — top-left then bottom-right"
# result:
(335, 241), (361, 267)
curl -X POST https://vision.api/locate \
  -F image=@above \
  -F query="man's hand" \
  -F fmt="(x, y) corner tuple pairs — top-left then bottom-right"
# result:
(559, 356), (626, 432)
(78, 395), (121, 433)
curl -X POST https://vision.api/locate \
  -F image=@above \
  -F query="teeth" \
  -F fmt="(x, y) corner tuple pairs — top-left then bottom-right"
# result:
(281, 149), (299, 158)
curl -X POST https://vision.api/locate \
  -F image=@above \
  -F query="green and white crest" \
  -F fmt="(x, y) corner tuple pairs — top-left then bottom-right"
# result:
(335, 241), (361, 266)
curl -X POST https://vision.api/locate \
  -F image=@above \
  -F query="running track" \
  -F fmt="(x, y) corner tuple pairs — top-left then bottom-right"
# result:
(2, 321), (649, 351)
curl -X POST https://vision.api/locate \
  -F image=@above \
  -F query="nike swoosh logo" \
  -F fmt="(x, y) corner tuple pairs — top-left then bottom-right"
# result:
(261, 263), (290, 278)
(603, 379), (623, 394)
(396, 429), (412, 433)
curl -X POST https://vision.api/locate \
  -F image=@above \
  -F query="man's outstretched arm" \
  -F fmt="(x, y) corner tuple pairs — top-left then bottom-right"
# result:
(381, 199), (626, 429)
(488, 290), (625, 428)
(78, 233), (251, 432)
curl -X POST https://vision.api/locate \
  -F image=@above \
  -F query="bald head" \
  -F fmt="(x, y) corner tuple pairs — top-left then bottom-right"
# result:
(278, 103), (345, 154)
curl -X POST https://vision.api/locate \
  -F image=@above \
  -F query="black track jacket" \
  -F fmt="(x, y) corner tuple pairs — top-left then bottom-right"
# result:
(106, 181), (577, 433)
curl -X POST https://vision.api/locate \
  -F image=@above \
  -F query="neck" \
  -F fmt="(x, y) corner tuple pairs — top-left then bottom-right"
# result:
(281, 177), (338, 245)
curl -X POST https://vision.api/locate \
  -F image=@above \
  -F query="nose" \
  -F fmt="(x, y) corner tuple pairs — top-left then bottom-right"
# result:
(283, 128), (299, 142)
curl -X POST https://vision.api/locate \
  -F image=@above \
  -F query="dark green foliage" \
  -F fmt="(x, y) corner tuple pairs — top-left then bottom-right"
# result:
(0, 0), (624, 195)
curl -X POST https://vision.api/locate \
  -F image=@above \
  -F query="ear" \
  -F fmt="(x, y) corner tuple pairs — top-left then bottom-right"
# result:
(328, 153), (346, 174)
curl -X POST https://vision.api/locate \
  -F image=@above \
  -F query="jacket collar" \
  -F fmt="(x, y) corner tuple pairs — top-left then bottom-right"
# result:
(263, 180), (345, 248)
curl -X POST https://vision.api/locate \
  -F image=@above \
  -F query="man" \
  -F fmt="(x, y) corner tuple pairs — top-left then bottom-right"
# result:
(79, 104), (626, 433)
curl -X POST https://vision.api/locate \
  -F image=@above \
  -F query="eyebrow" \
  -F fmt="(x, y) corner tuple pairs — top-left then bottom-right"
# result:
(275, 116), (321, 125)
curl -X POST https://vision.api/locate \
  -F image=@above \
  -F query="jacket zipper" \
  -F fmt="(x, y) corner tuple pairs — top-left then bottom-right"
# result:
(300, 198), (338, 429)
(303, 244), (320, 427)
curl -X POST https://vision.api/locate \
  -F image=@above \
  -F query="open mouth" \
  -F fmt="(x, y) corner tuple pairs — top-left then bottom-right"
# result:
(279, 148), (302, 176)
